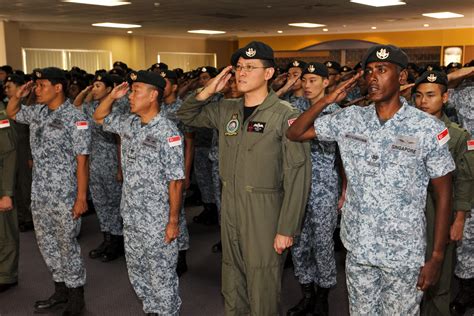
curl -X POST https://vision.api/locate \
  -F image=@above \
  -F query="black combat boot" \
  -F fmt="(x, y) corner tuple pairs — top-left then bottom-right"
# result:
(193, 203), (218, 225)
(89, 232), (111, 259)
(314, 286), (330, 316)
(450, 277), (474, 315)
(101, 234), (124, 262)
(177, 250), (188, 277)
(62, 286), (85, 316)
(34, 282), (68, 313)
(287, 283), (316, 316)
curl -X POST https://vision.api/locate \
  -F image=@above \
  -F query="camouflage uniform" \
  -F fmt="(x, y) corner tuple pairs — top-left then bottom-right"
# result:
(209, 129), (221, 217)
(102, 110), (184, 314)
(291, 97), (339, 288)
(314, 99), (455, 314)
(161, 98), (189, 251)
(448, 84), (474, 279)
(82, 101), (123, 236)
(15, 100), (91, 288)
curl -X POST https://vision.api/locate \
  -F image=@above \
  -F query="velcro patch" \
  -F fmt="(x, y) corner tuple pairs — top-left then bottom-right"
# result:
(168, 135), (182, 147)
(76, 121), (89, 130)
(0, 119), (10, 129)
(436, 128), (450, 146)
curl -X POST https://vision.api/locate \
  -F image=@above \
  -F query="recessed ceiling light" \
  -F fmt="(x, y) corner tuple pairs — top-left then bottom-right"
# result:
(423, 24), (430, 27)
(187, 30), (226, 35)
(322, 28), (329, 32)
(127, 30), (133, 34)
(371, 26), (377, 29)
(350, 0), (405, 7)
(422, 12), (464, 19)
(277, 30), (283, 34)
(62, 0), (131, 6)
(92, 22), (141, 29)
(288, 23), (326, 28)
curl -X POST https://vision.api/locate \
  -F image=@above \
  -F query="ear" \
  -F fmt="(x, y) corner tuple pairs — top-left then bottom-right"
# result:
(323, 78), (330, 88)
(106, 86), (112, 94)
(54, 83), (63, 94)
(264, 67), (275, 81)
(442, 90), (449, 104)
(150, 88), (159, 102)
(399, 69), (408, 85)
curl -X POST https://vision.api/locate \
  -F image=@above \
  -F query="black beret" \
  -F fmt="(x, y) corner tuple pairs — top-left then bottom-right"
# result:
(286, 60), (307, 71)
(446, 62), (462, 70)
(109, 74), (124, 86)
(341, 65), (352, 73)
(0, 65), (13, 74)
(108, 68), (125, 78)
(93, 73), (114, 88)
(159, 70), (178, 81)
(361, 45), (408, 69)
(198, 66), (218, 77)
(423, 64), (442, 73)
(34, 67), (66, 81)
(354, 62), (362, 71)
(5, 74), (25, 85)
(128, 70), (165, 90)
(151, 62), (169, 71)
(113, 61), (128, 69)
(301, 62), (329, 78)
(324, 61), (341, 72)
(70, 77), (87, 89)
(413, 70), (448, 91)
(231, 41), (275, 66)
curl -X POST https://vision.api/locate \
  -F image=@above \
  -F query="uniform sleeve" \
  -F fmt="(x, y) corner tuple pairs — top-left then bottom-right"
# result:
(161, 126), (185, 181)
(0, 122), (17, 197)
(277, 108), (312, 236)
(314, 106), (349, 142)
(454, 133), (474, 211)
(71, 113), (91, 156)
(424, 121), (456, 179)
(177, 93), (220, 129)
(102, 110), (128, 136)
(15, 104), (37, 125)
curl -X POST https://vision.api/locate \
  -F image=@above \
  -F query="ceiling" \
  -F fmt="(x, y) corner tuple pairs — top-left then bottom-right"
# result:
(0, 0), (473, 39)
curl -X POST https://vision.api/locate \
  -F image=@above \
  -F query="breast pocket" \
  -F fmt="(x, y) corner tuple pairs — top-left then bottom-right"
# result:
(0, 129), (15, 155)
(385, 149), (417, 190)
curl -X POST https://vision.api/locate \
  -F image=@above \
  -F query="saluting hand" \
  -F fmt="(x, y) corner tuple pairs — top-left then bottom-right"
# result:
(16, 81), (35, 99)
(165, 222), (179, 244)
(324, 71), (363, 105)
(196, 66), (233, 101)
(109, 82), (129, 100)
(273, 234), (294, 255)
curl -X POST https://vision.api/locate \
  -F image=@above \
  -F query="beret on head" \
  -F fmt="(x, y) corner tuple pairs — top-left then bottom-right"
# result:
(361, 45), (408, 69)
(128, 70), (166, 90)
(301, 62), (329, 78)
(230, 41), (275, 66)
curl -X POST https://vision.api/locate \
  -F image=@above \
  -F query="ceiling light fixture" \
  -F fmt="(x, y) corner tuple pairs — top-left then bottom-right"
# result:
(62, 0), (131, 6)
(288, 23), (326, 28)
(371, 26), (377, 29)
(277, 30), (283, 34)
(187, 30), (226, 35)
(322, 28), (329, 32)
(350, 0), (405, 7)
(127, 30), (133, 34)
(423, 24), (430, 27)
(92, 22), (141, 29)
(422, 12), (464, 19)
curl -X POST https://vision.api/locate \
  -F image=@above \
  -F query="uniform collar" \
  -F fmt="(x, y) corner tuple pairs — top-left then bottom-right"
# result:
(440, 113), (452, 126)
(248, 89), (280, 113)
(370, 97), (411, 125)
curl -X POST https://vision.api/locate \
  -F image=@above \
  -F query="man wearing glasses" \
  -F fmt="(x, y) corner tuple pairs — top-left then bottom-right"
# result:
(178, 41), (311, 315)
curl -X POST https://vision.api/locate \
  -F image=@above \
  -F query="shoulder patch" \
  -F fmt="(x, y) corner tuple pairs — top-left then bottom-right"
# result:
(0, 119), (11, 128)
(436, 128), (450, 146)
(168, 135), (182, 147)
(75, 121), (89, 130)
(467, 140), (474, 151)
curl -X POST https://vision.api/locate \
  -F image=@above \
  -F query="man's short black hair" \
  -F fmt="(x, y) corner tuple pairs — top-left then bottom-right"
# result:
(49, 78), (68, 95)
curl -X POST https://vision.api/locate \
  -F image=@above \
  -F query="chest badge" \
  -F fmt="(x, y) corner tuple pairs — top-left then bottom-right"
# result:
(247, 121), (266, 133)
(225, 113), (240, 136)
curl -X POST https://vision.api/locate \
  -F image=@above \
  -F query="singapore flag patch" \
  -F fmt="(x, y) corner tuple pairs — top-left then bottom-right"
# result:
(168, 135), (182, 147)
(436, 128), (450, 146)
(75, 121), (89, 130)
(0, 119), (10, 128)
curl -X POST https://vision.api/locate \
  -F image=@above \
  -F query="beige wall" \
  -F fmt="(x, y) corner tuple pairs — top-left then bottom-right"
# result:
(16, 28), (237, 71)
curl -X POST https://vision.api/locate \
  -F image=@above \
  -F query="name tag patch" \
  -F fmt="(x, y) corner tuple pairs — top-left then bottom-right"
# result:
(0, 119), (10, 128)
(467, 140), (474, 151)
(49, 119), (64, 130)
(437, 128), (450, 146)
(392, 136), (418, 154)
(143, 135), (158, 148)
(168, 135), (182, 147)
(75, 121), (89, 130)
(247, 121), (266, 133)
(344, 133), (368, 143)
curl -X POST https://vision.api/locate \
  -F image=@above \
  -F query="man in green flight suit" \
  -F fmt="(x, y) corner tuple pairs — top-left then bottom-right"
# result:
(414, 70), (474, 316)
(0, 95), (19, 292)
(178, 41), (311, 315)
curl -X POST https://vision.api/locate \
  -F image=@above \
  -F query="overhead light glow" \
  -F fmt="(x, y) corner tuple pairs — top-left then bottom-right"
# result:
(187, 30), (226, 35)
(288, 23), (326, 28)
(127, 30), (133, 34)
(423, 24), (430, 27)
(371, 26), (377, 29)
(62, 0), (131, 6)
(322, 28), (329, 32)
(92, 22), (141, 29)
(277, 30), (283, 34)
(350, 0), (405, 7)
(422, 12), (464, 19)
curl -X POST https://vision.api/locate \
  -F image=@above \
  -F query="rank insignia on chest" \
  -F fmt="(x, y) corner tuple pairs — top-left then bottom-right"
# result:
(225, 113), (240, 136)
(49, 119), (64, 130)
(143, 135), (158, 148)
(0, 119), (10, 128)
(247, 121), (266, 133)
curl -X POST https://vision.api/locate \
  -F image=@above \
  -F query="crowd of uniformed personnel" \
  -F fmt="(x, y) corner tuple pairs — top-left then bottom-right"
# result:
(0, 41), (473, 316)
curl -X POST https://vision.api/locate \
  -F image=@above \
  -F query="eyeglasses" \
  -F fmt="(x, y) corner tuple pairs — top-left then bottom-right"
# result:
(233, 65), (268, 73)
